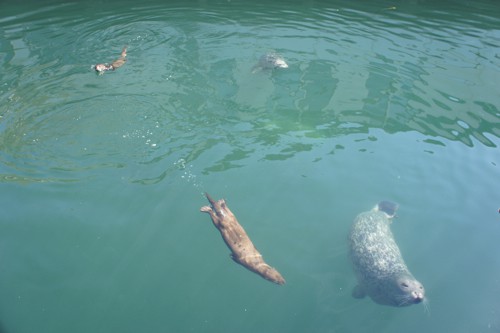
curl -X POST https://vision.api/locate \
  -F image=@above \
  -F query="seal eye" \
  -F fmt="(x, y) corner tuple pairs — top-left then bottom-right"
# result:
(401, 282), (409, 288)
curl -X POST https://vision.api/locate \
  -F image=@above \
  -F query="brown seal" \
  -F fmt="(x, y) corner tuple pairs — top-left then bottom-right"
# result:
(200, 193), (285, 285)
(94, 46), (127, 74)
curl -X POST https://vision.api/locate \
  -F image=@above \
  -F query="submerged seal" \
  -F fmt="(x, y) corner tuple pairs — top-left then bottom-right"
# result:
(94, 46), (127, 74)
(200, 193), (285, 285)
(348, 201), (425, 307)
(252, 51), (288, 73)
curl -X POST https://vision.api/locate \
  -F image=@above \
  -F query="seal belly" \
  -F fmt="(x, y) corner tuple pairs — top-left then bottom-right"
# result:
(348, 203), (425, 307)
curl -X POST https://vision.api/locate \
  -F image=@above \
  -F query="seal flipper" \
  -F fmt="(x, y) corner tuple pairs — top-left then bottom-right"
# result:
(230, 253), (245, 266)
(377, 201), (398, 218)
(352, 285), (366, 299)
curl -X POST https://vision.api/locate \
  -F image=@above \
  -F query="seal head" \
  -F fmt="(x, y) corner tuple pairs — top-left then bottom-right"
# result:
(94, 63), (113, 73)
(252, 52), (288, 73)
(259, 52), (288, 69)
(353, 273), (425, 306)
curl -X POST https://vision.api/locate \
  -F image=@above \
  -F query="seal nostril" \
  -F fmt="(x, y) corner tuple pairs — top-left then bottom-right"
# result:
(412, 292), (423, 300)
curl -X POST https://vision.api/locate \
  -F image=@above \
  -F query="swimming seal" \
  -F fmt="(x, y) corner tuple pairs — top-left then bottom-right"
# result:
(94, 46), (127, 74)
(200, 193), (285, 285)
(252, 51), (288, 73)
(348, 201), (425, 307)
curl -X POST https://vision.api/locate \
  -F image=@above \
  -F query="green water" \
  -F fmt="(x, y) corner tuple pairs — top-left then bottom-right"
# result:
(1, 0), (499, 332)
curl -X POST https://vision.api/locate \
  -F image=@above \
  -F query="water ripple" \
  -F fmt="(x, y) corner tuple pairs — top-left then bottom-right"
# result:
(0, 1), (498, 183)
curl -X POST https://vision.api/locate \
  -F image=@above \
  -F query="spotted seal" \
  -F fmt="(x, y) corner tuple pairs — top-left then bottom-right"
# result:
(348, 201), (425, 307)
(252, 51), (288, 73)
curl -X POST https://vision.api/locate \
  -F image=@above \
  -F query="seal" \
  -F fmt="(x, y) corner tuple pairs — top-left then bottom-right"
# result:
(94, 46), (127, 74)
(200, 193), (285, 285)
(252, 51), (288, 73)
(348, 201), (425, 307)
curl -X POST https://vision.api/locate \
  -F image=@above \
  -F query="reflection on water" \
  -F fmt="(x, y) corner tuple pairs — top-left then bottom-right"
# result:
(1, 0), (498, 183)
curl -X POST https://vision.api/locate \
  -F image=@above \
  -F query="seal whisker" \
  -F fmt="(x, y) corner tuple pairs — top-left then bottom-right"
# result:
(422, 297), (431, 316)
(394, 294), (413, 306)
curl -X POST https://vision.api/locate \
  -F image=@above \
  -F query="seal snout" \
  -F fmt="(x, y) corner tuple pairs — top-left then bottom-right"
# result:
(411, 290), (425, 303)
(275, 59), (288, 68)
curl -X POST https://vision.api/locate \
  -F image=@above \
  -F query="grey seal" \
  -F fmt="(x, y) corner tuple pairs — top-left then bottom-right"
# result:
(252, 52), (288, 73)
(348, 201), (425, 307)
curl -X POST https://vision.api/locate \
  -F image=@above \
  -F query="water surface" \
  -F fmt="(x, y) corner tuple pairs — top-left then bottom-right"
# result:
(1, 0), (499, 332)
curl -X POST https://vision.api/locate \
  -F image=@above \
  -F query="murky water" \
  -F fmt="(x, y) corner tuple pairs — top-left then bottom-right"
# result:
(1, 0), (499, 332)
